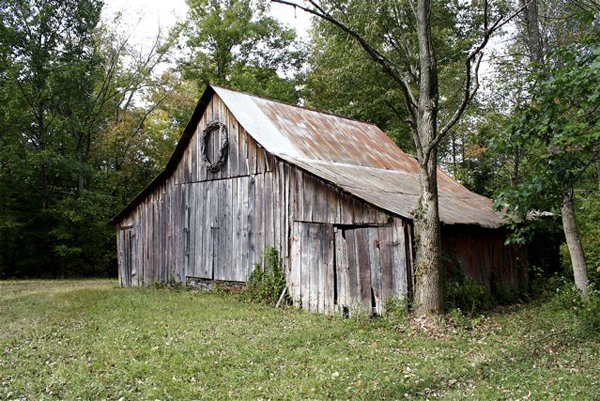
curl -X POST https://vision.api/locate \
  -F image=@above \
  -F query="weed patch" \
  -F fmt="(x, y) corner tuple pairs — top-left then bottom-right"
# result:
(242, 247), (287, 305)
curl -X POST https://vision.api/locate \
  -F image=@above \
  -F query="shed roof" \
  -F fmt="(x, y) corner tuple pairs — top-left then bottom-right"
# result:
(110, 84), (505, 228)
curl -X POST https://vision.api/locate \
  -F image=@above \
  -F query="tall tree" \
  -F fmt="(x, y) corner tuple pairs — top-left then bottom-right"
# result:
(0, 0), (105, 275)
(495, 0), (599, 297)
(182, 0), (305, 103)
(274, 0), (522, 315)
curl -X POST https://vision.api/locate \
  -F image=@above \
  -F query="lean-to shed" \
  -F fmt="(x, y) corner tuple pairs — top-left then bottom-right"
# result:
(110, 85), (526, 315)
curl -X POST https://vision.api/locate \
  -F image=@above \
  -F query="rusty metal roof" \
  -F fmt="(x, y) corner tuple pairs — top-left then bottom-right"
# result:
(214, 85), (504, 228)
(110, 85), (505, 228)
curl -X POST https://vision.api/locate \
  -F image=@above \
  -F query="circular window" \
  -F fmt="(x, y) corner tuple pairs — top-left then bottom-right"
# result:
(201, 120), (229, 172)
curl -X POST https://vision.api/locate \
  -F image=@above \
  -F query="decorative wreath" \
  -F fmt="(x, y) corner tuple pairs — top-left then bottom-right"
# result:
(201, 120), (229, 172)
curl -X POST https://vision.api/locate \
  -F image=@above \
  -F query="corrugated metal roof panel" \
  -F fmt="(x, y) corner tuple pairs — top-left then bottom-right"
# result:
(213, 85), (416, 170)
(213, 85), (504, 228)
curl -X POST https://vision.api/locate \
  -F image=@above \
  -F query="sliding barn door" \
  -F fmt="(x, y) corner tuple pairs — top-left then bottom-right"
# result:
(334, 225), (407, 316)
(288, 221), (409, 316)
(289, 222), (335, 314)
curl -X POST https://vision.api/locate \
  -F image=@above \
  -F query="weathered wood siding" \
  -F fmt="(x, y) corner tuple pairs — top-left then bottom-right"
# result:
(288, 219), (409, 316)
(442, 225), (528, 292)
(115, 93), (397, 304)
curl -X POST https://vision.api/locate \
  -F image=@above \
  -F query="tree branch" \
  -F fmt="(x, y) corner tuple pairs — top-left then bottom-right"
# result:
(272, 0), (419, 142)
(424, 0), (532, 165)
(130, 87), (174, 138)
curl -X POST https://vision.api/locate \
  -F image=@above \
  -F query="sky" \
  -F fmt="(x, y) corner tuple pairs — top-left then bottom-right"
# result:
(102, 0), (312, 51)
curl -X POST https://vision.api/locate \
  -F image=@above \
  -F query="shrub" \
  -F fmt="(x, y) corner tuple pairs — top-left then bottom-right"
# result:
(550, 279), (600, 333)
(444, 260), (492, 315)
(581, 289), (600, 332)
(244, 247), (287, 305)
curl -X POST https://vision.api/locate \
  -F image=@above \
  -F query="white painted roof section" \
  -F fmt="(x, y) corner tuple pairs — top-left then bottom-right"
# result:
(212, 86), (301, 158)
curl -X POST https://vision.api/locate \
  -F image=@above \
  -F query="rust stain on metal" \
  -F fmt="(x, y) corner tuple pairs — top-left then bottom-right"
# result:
(217, 85), (506, 229)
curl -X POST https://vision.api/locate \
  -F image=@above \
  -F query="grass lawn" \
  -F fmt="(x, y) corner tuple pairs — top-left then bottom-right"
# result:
(1, 280), (599, 400)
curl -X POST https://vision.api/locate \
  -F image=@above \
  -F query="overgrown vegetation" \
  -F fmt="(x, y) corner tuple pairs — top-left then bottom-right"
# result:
(538, 276), (600, 332)
(243, 247), (287, 305)
(1, 280), (599, 399)
(444, 273), (492, 316)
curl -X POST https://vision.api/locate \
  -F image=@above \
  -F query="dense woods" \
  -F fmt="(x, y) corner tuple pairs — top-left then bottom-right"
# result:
(0, 0), (599, 314)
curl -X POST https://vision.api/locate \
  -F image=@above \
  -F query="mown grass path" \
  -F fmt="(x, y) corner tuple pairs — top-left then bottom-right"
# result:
(1, 280), (599, 399)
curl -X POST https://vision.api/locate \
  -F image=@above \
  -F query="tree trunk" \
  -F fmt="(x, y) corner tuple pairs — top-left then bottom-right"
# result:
(413, 0), (443, 315)
(414, 153), (443, 315)
(41, 164), (50, 210)
(451, 131), (457, 176)
(77, 150), (84, 197)
(519, 0), (543, 63)
(561, 191), (589, 299)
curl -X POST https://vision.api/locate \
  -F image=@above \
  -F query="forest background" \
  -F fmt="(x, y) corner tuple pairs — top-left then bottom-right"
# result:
(0, 0), (598, 297)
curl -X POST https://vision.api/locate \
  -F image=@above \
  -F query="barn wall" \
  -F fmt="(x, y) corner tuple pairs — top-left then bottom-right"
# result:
(115, 93), (395, 297)
(442, 225), (528, 292)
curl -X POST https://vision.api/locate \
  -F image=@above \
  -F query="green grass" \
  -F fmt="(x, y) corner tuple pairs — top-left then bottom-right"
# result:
(1, 280), (599, 400)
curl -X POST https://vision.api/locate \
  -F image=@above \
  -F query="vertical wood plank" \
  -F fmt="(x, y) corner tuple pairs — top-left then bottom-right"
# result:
(300, 223), (310, 311)
(240, 127), (248, 176)
(228, 111), (238, 177)
(355, 228), (372, 314)
(165, 182), (171, 282)
(309, 224), (319, 313)
(224, 179), (233, 279)
(202, 181), (212, 279)
(289, 222), (301, 305)
(231, 178), (239, 280)
(334, 230), (347, 312)
(368, 227), (383, 315)
(256, 145), (264, 174)
(248, 137), (256, 176)
(117, 230), (123, 286)
(316, 224), (324, 313)
(264, 172), (273, 249)
(210, 180), (219, 280)
(247, 175), (256, 270)
(379, 226), (394, 304)
(255, 173), (264, 267)
(323, 225), (334, 314)
(240, 176), (249, 280)
(345, 229), (359, 310)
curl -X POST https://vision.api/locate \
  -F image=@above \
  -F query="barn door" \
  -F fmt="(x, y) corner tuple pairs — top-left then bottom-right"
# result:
(334, 225), (407, 316)
(119, 227), (135, 287)
(289, 222), (335, 314)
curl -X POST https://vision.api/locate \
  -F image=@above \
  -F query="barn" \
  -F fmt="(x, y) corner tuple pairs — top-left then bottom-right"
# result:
(109, 84), (527, 315)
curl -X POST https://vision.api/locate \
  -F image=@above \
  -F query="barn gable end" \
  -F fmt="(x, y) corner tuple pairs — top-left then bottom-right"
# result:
(113, 85), (526, 316)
